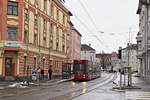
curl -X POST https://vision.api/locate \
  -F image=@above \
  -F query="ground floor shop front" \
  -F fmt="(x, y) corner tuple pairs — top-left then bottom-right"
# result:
(0, 49), (70, 81)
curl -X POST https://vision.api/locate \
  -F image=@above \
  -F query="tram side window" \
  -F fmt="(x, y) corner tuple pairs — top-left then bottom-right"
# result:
(74, 64), (86, 73)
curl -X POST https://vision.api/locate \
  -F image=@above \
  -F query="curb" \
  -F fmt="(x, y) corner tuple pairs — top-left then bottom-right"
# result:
(56, 78), (73, 84)
(112, 86), (141, 90)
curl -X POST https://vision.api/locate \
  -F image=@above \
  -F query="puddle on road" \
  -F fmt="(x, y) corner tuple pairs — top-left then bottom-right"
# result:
(81, 88), (87, 94)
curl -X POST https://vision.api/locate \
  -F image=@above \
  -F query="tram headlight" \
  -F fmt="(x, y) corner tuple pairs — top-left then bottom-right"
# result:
(83, 74), (86, 78)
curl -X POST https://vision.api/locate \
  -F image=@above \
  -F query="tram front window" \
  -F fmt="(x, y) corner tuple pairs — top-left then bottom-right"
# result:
(74, 64), (86, 74)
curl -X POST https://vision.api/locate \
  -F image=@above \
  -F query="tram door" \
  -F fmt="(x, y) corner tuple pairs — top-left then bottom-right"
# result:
(62, 63), (72, 79)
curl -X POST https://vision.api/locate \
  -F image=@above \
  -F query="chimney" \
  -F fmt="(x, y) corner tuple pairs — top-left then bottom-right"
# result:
(89, 44), (91, 47)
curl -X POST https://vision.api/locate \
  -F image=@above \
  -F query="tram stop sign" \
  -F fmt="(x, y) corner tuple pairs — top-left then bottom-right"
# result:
(32, 71), (37, 81)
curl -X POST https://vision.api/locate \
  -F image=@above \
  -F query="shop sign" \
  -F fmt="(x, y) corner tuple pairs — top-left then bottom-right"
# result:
(4, 42), (20, 48)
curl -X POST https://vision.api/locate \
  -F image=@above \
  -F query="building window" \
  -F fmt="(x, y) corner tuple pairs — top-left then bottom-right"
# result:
(43, 37), (46, 46)
(34, 57), (37, 69)
(44, 0), (47, 12)
(34, 34), (38, 45)
(63, 15), (65, 24)
(7, 1), (18, 16)
(51, 5), (54, 17)
(56, 27), (59, 39)
(50, 39), (53, 49)
(62, 34), (65, 39)
(35, 0), (38, 5)
(43, 58), (46, 68)
(24, 9), (28, 22)
(24, 31), (28, 43)
(56, 42), (59, 50)
(49, 23), (52, 34)
(50, 24), (53, 34)
(43, 19), (47, 32)
(24, 56), (27, 69)
(8, 27), (18, 40)
(62, 45), (65, 52)
(57, 10), (59, 20)
(34, 15), (38, 28)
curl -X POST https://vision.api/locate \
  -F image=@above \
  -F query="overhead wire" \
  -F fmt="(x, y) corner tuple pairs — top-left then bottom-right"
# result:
(75, 0), (112, 51)
(66, 0), (137, 52)
(76, 0), (138, 49)
(66, 0), (110, 51)
(78, 0), (99, 30)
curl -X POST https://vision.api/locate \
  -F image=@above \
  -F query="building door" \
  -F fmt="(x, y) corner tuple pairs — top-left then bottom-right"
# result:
(5, 57), (13, 76)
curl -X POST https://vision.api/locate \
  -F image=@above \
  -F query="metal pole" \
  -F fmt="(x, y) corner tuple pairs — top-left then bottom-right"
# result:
(120, 69), (122, 89)
(124, 68), (126, 86)
(119, 47), (122, 89)
(37, 3), (42, 86)
(127, 28), (132, 86)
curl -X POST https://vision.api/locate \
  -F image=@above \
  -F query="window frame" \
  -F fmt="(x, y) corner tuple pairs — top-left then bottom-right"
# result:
(24, 56), (28, 70)
(33, 57), (37, 69)
(7, 27), (18, 41)
(7, 1), (18, 16)
(51, 5), (54, 17)
(24, 8), (29, 22)
(24, 31), (28, 43)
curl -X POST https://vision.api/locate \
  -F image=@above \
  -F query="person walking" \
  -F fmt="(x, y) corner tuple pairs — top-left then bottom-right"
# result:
(48, 66), (52, 80)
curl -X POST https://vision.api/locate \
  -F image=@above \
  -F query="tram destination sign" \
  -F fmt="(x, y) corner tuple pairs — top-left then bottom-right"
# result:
(4, 42), (20, 48)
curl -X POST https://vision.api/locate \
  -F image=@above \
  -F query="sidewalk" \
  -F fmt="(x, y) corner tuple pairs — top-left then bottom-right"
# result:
(0, 78), (73, 98)
(0, 78), (73, 88)
(132, 76), (150, 90)
(112, 73), (150, 90)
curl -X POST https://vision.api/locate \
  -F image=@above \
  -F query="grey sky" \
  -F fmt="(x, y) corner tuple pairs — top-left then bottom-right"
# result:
(65, 0), (139, 53)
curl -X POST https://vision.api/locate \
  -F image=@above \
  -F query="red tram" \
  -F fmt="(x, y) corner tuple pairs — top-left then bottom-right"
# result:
(73, 60), (101, 81)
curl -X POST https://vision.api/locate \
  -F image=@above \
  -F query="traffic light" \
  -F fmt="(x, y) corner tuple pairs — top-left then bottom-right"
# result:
(118, 49), (122, 59)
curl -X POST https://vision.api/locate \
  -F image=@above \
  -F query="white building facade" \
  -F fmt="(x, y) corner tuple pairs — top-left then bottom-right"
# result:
(122, 44), (140, 73)
(137, 0), (150, 83)
(81, 44), (96, 62)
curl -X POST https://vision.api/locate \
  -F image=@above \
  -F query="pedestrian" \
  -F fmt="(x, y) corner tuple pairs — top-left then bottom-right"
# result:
(48, 65), (52, 80)
(111, 66), (113, 73)
(40, 68), (44, 80)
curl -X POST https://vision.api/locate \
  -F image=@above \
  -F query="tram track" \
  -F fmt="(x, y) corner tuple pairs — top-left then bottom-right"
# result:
(49, 73), (118, 100)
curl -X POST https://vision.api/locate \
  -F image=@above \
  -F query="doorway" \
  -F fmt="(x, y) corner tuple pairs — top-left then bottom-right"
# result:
(5, 57), (13, 76)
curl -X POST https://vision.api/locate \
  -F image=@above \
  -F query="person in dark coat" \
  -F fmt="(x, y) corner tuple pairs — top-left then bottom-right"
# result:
(48, 66), (52, 80)
(40, 68), (44, 80)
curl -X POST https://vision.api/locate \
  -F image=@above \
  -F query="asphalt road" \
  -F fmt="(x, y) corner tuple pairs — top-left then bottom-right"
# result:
(0, 73), (117, 100)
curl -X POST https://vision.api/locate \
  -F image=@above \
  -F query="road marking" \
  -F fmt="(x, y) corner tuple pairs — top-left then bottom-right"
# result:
(126, 91), (150, 100)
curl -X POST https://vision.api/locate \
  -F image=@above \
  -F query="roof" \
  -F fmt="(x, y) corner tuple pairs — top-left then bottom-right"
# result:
(54, 0), (72, 16)
(69, 21), (74, 27)
(81, 44), (95, 51)
(128, 44), (138, 50)
(96, 53), (112, 58)
(122, 44), (138, 50)
(136, 0), (148, 14)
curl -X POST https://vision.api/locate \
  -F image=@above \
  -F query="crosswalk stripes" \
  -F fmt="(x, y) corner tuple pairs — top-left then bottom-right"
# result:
(126, 91), (150, 100)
